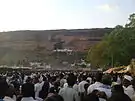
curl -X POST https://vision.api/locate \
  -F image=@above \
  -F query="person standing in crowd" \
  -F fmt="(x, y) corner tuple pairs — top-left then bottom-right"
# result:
(39, 76), (50, 99)
(84, 83), (89, 97)
(21, 78), (35, 101)
(131, 77), (135, 101)
(34, 77), (41, 98)
(108, 84), (131, 101)
(59, 74), (80, 101)
(123, 75), (135, 98)
(34, 77), (43, 101)
(3, 85), (16, 101)
(78, 75), (88, 101)
(78, 75), (88, 93)
(59, 73), (67, 88)
(96, 74), (112, 99)
(63, 75), (78, 92)
(0, 76), (8, 101)
(87, 73), (103, 94)
(11, 75), (21, 96)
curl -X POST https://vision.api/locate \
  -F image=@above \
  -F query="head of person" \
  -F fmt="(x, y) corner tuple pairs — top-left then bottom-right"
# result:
(50, 76), (56, 85)
(112, 75), (117, 82)
(123, 75), (133, 88)
(5, 85), (15, 98)
(67, 74), (76, 87)
(111, 84), (124, 94)
(0, 76), (8, 99)
(54, 81), (60, 89)
(45, 95), (64, 101)
(102, 74), (112, 85)
(59, 74), (64, 79)
(21, 83), (35, 98)
(83, 93), (99, 101)
(82, 75), (87, 81)
(95, 73), (103, 82)
(34, 77), (39, 84)
(26, 77), (32, 83)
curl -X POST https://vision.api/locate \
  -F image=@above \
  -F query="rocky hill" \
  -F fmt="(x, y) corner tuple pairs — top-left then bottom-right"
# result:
(0, 28), (112, 64)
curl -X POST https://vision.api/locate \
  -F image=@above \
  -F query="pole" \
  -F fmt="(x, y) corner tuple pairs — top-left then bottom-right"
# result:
(112, 54), (114, 67)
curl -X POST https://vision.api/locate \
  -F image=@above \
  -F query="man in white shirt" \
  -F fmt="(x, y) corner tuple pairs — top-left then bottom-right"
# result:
(78, 75), (88, 101)
(123, 75), (135, 99)
(34, 77), (41, 98)
(60, 78), (67, 88)
(87, 73), (103, 94)
(59, 73), (67, 88)
(63, 75), (78, 92)
(78, 75), (88, 93)
(95, 74), (112, 99)
(59, 74), (80, 101)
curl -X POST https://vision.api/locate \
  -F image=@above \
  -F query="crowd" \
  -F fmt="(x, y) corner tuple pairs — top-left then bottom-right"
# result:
(0, 71), (135, 101)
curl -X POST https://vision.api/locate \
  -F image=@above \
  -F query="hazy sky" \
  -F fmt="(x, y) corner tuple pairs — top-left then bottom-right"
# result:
(0, 0), (134, 31)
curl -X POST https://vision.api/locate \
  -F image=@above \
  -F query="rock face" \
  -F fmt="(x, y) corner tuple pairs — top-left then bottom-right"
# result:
(0, 28), (112, 63)
(0, 28), (112, 50)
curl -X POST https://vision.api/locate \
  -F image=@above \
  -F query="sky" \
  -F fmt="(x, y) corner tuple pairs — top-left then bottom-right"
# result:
(0, 0), (135, 31)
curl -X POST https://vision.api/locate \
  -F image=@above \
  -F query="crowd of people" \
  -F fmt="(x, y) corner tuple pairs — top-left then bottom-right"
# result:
(0, 70), (135, 101)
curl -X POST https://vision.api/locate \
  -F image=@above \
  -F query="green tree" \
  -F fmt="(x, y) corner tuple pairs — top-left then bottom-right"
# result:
(87, 13), (135, 68)
(125, 13), (135, 28)
(87, 41), (109, 67)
